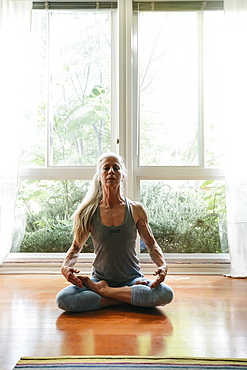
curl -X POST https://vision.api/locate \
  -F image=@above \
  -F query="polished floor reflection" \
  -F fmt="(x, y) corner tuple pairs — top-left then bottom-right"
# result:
(0, 275), (247, 369)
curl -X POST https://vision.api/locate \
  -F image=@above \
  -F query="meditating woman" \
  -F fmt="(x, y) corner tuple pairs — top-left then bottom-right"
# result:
(56, 153), (174, 312)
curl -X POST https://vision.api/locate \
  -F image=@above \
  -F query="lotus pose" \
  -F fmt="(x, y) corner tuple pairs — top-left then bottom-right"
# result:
(56, 153), (173, 312)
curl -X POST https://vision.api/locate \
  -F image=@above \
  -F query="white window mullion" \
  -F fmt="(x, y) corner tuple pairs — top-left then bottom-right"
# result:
(198, 11), (205, 167)
(46, 10), (53, 167)
(132, 10), (140, 187)
(111, 10), (119, 155)
(117, 0), (127, 159)
(132, 10), (141, 254)
(117, 0), (133, 199)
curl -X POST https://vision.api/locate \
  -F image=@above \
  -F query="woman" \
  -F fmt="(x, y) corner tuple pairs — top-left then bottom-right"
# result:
(56, 153), (173, 312)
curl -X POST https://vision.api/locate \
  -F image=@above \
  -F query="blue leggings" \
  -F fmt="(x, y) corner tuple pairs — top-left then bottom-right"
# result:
(56, 277), (174, 313)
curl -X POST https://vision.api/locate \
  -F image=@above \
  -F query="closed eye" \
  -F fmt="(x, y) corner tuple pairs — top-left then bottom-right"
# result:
(103, 165), (120, 171)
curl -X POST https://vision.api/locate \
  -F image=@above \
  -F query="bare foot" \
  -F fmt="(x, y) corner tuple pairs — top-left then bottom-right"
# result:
(77, 276), (132, 304)
(78, 276), (110, 296)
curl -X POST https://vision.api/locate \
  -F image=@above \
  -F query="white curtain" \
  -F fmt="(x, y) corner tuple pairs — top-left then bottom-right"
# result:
(0, 0), (32, 264)
(224, 0), (247, 277)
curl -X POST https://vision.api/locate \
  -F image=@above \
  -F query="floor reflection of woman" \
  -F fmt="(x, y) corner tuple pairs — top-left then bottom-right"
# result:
(56, 153), (174, 312)
(56, 309), (173, 356)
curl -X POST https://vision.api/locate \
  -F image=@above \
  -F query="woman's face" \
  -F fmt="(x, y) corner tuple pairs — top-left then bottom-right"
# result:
(99, 156), (123, 188)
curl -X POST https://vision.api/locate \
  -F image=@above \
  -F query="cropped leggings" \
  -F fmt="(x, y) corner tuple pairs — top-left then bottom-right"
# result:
(56, 277), (174, 313)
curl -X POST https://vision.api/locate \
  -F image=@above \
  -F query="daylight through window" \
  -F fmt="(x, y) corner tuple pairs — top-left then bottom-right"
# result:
(13, 2), (227, 257)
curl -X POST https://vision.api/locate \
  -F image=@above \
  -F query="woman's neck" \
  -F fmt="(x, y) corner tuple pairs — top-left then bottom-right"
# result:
(100, 187), (125, 209)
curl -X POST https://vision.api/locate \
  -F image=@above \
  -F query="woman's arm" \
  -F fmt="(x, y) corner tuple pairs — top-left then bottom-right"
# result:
(61, 232), (89, 287)
(131, 201), (168, 288)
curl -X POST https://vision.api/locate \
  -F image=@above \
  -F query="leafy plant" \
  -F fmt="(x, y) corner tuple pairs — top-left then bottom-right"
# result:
(12, 179), (92, 253)
(140, 180), (228, 253)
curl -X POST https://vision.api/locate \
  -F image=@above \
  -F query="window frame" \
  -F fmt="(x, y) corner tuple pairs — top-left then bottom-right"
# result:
(6, 0), (230, 270)
(129, 1), (227, 262)
(8, 5), (119, 260)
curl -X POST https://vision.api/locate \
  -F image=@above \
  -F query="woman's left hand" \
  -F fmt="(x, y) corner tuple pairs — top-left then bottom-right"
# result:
(150, 265), (168, 289)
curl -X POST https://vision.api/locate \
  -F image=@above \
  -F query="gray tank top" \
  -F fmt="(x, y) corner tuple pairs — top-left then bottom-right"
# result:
(90, 198), (143, 285)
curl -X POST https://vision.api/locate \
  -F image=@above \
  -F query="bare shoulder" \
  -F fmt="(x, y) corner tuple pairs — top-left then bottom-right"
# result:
(127, 199), (148, 223)
(128, 199), (145, 211)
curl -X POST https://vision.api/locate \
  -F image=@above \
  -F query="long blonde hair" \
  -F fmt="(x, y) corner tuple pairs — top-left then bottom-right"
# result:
(73, 153), (127, 245)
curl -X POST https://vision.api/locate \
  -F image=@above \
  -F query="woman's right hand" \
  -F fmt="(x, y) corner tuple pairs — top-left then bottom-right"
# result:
(61, 266), (84, 287)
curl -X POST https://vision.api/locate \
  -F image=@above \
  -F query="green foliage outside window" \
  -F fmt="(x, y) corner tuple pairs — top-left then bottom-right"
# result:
(12, 179), (228, 254)
(140, 180), (228, 254)
(12, 180), (93, 253)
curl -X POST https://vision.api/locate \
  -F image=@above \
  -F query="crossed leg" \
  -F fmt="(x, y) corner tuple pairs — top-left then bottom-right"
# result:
(78, 276), (148, 306)
(56, 276), (173, 312)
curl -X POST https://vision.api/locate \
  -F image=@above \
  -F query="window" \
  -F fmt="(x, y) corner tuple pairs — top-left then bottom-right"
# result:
(12, 5), (115, 254)
(22, 9), (113, 168)
(133, 3), (226, 254)
(139, 11), (199, 166)
(12, 1), (227, 258)
(137, 9), (224, 167)
(12, 180), (93, 253)
(140, 180), (227, 254)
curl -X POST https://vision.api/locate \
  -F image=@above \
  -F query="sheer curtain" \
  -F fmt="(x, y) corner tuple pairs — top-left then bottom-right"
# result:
(0, 0), (32, 264)
(224, 0), (247, 277)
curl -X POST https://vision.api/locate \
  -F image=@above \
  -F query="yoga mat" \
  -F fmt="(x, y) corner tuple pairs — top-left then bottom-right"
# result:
(13, 356), (247, 369)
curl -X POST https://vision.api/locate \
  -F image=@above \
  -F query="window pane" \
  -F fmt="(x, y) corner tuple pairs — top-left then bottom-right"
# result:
(50, 12), (112, 165)
(139, 12), (198, 166)
(204, 11), (225, 168)
(11, 180), (93, 253)
(21, 10), (112, 168)
(140, 180), (228, 253)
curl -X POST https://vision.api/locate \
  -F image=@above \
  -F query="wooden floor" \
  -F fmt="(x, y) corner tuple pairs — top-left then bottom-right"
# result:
(0, 274), (247, 369)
